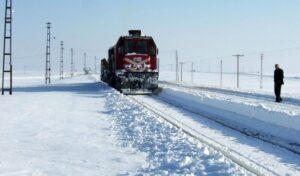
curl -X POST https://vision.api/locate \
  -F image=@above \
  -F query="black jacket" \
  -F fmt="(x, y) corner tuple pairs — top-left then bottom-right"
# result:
(274, 68), (284, 85)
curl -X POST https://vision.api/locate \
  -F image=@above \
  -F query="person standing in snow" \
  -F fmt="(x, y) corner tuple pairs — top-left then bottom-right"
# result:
(274, 64), (284, 102)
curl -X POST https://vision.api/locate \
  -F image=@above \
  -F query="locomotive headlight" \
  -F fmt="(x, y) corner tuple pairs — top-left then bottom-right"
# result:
(147, 75), (158, 84)
(120, 77), (128, 84)
(142, 74), (146, 79)
(116, 70), (125, 77)
(128, 73), (134, 81)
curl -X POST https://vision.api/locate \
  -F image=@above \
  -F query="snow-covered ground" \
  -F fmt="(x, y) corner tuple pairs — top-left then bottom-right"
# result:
(157, 71), (300, 175)
(159, 71), (300, 144)
(0, 73), (249, 175)
(0, 71), (299, 175)
(0, 74), (146, 175)
(160, 71), (300, 96)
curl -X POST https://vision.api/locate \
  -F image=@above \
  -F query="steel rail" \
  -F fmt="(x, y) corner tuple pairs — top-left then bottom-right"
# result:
(159, 81), (300, 107)
(157, 82), (300, 155)
(129, 95), (280, 176)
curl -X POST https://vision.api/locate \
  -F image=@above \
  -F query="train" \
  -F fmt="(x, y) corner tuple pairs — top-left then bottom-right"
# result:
(101, 30), (159, 94)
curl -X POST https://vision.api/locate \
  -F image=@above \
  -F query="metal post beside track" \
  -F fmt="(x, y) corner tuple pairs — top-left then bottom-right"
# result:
(60, 41), (64, 80)
(45, 22), (51, 84)
(1, 0), (13, 95)
(232, 54), (244, 88)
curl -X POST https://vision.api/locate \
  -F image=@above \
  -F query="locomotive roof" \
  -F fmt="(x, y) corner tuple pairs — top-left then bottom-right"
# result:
(121, 35), (154, 40)
(109, 35), (156, 49)
(109, 30), (157, 50)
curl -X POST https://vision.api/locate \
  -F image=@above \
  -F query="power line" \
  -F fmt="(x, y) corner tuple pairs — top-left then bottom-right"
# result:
(174, 47), (300, 64)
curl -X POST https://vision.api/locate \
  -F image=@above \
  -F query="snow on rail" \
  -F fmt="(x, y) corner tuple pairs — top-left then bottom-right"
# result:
(105, 91), (251, 175)
(159, 83), (300, 146)
(130, 95), (280, 176)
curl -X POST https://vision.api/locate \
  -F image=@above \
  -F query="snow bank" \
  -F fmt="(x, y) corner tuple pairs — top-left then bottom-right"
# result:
(159, 88), (300, 144)
(104, 90), (249, 175)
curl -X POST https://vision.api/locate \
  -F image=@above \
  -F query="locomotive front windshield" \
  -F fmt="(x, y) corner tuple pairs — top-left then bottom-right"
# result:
(125, 40), (147, 54)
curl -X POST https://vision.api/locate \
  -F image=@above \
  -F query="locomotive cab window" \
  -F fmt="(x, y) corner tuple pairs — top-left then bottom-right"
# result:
(125, 41), (134, 53)
(125, 40), (147, 54)
(137, 41), (147, 54)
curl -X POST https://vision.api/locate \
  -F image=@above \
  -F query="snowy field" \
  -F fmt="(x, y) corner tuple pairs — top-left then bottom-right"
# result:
(0, 73), (146, 175)
(160, 71), (300, 140)
(160, 71), (300, 96)
(0, 71), (299, 175)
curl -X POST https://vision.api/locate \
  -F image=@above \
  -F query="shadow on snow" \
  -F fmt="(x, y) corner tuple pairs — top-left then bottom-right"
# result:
(13, 82), (110, 95)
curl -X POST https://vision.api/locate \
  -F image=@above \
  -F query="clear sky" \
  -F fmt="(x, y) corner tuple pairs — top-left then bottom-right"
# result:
(1, 0), (300, 75)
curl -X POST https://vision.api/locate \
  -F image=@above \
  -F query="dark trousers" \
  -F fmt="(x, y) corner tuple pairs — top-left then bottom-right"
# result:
(274, 83), (282, 102)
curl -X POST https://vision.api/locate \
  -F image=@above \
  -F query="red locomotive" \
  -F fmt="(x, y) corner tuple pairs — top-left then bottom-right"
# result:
(101, 30), (159, 94)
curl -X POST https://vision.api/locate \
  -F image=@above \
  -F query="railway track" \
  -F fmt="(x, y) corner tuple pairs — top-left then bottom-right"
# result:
(157, 82), (300, 155)
(159, 81), (300, 106)
(129, 95), (281, 176)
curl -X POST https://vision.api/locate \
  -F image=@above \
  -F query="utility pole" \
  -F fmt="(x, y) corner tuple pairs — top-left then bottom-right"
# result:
(45, 22), (51, 84)
(84, 52), (86, 71)
(260, 53), (263, 89)
(191, 62), (195, 83)
(99, 58), (101, 75)
(175, 50), (179, 82)
(179, 62), (185, 82)
(2, 0), (13, 95)
(220, 59), (223, 87)
(71, 48), (74, 77)
(232, 54), (244, 88)
(60, 41), (64, 80)
(94, 56), (97, 74)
